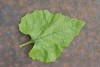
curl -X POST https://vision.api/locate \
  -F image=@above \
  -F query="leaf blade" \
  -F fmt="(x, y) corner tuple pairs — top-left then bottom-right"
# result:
(19, 10), (85, 63)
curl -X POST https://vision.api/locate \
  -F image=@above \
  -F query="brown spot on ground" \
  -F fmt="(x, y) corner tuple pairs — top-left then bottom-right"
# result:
(63, 63), (70, 67)
(8, 0), (15, 7)
(18, 0), (28, 7)
(82, 7), (87, 17)
(89, 1), (95, 16)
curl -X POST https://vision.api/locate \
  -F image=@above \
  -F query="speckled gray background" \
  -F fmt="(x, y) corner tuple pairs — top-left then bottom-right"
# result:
(0, 0), (100, 67)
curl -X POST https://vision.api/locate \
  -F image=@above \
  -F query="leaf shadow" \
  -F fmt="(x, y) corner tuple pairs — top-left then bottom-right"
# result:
(23, 43), (34, 54)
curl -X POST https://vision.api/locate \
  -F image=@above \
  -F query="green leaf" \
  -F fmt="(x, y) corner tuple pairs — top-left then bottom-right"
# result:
(19, 10), (85, 63)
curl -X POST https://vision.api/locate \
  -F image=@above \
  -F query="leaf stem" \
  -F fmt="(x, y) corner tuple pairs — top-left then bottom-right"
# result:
(20, 41), (31, 48)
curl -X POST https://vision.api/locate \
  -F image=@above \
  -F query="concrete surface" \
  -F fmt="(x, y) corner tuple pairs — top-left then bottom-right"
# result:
(0, 0), (100, 67)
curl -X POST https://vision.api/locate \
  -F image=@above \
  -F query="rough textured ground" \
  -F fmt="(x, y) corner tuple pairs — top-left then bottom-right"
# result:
(0, 0), (100, 67)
